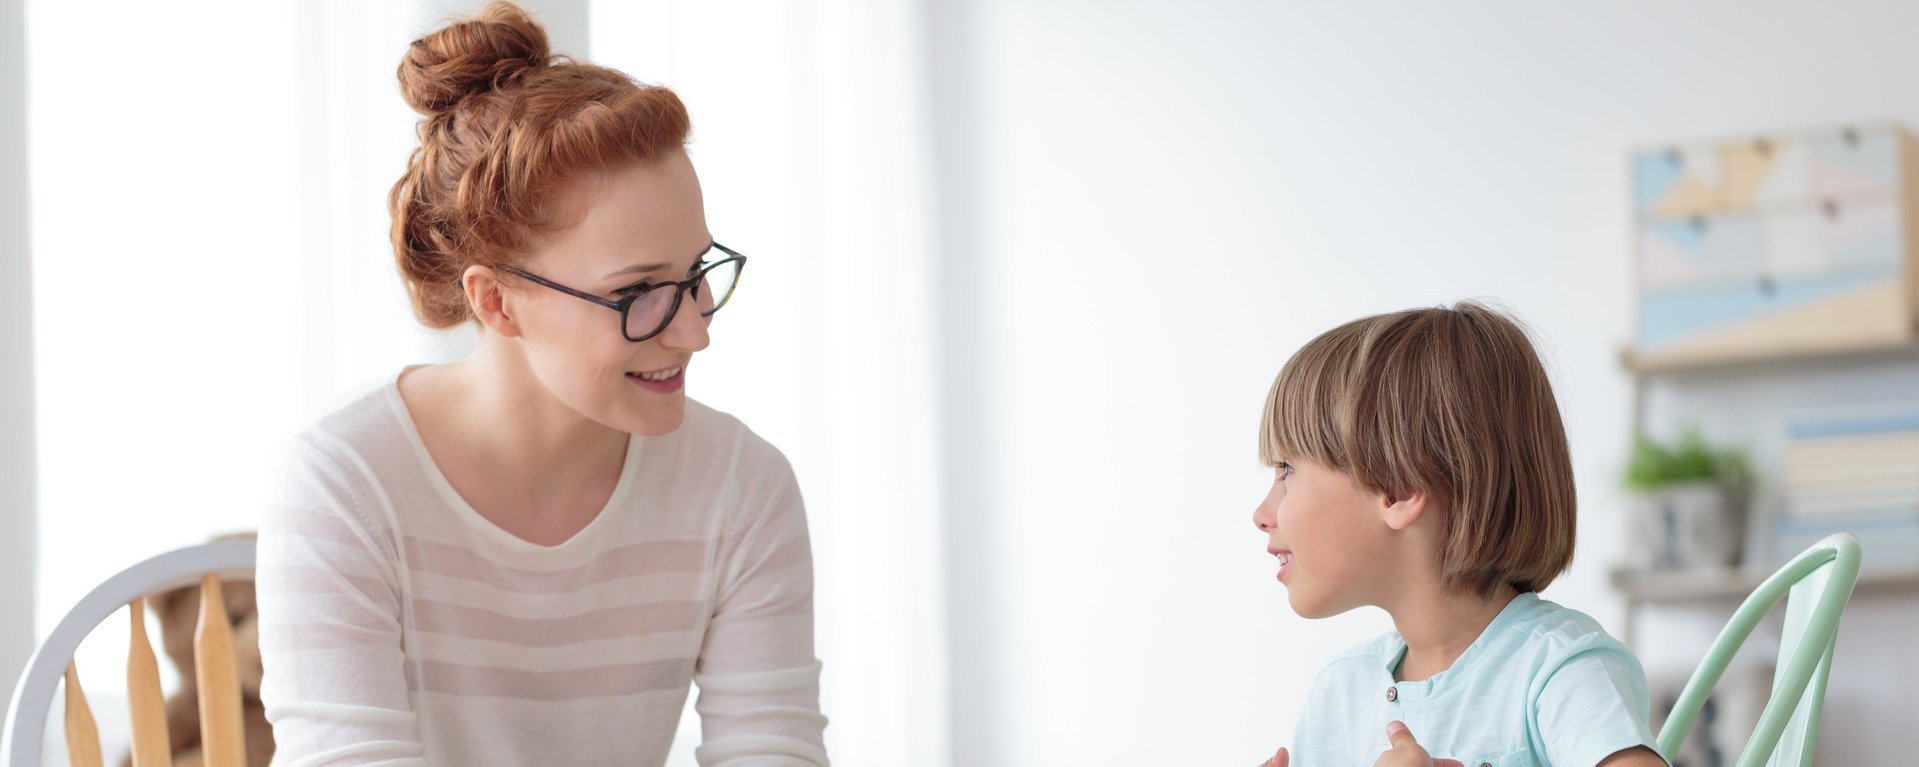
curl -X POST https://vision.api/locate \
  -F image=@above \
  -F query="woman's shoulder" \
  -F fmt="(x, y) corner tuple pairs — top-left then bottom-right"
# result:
(272, 373), (424, 512)
(294, 372), (412, 453)
(667, 398), (795, 476)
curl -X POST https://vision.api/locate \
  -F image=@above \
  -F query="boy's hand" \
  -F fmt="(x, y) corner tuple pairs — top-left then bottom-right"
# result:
(1256, 746), (1288, 767)
(1373, 721), (1465, 767)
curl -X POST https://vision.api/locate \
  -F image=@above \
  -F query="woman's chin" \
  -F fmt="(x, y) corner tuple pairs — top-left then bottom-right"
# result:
(610, 401), (686, 437)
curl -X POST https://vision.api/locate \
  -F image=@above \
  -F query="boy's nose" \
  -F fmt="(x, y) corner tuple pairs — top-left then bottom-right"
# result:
(1252, 504), (1275, 532)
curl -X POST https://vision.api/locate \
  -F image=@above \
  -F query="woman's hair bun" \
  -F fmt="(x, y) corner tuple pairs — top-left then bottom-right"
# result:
(397, 1), (552, 115)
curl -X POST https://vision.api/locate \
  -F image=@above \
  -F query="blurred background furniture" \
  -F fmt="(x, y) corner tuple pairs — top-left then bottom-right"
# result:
(3, 539), (255, 767)
(1619, 121), (1919, 766)
(1654, 533), (1861, 767)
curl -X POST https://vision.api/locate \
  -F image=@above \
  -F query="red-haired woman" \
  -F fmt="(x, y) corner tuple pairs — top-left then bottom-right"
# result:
(254, 4), (828, 764)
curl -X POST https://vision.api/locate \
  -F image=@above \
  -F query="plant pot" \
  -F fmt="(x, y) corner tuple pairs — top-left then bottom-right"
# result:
(1626, 480), (1746, 570)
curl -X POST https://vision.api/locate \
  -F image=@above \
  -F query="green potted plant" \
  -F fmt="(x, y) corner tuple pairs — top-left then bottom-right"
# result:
(1623, 428), (1752, 570)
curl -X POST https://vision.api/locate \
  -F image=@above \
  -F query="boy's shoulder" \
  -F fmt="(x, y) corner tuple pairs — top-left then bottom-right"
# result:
(1305, 628), (1404, 698)
(1316, 594), (1629, 682)
(1322, 629), (1407, 669)
(1497, 592), (1631, 661)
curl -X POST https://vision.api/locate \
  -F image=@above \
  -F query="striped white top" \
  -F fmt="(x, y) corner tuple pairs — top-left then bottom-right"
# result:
(256, 375), (828, 766)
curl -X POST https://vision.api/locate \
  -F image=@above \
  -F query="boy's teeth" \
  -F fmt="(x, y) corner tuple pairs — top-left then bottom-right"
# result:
(639, 366), (681, 381)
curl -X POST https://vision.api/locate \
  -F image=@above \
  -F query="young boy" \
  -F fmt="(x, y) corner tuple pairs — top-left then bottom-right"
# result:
(1253, 302), (1666, 767)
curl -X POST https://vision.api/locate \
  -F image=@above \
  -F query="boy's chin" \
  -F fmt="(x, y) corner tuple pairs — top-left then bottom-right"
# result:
(1287, 590), (1356, 620)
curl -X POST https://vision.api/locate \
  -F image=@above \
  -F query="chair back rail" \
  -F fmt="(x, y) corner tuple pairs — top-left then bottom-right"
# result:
(194, 574), (246, 767)
(3, 540), (255, 767)
(59, 664), (99, 767)
(1654, 533), (1862, 767)
(126, 599), (171, 767)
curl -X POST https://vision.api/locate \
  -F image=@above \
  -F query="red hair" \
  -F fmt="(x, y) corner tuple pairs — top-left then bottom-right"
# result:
(389, 1), (692, 328)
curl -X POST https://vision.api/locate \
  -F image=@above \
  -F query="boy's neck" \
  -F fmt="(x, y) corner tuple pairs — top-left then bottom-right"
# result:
(1386, 583), (1521, 682)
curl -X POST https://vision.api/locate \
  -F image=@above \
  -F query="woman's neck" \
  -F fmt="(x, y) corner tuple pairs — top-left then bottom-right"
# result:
(447, 342), (625, 462)
(399, 337), (630, 541)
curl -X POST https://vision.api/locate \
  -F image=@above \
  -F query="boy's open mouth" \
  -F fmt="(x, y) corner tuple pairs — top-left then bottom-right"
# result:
(1269, 548), (1294, 581)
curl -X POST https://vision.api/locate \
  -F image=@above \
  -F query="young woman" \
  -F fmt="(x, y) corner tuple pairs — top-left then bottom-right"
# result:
(255, 4), (828, 765)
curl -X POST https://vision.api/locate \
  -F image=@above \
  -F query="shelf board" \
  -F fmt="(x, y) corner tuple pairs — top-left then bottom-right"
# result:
(1611, 565), (1919, 602)
(1627, 337), (1919, 379)
(1621, 336), (1919, 376)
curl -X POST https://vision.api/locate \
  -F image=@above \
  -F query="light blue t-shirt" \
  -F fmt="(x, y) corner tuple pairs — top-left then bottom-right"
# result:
(1292, 592), (1660, 767)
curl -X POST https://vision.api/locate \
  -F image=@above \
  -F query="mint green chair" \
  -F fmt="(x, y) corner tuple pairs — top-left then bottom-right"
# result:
(1655, 532), (1862, 767)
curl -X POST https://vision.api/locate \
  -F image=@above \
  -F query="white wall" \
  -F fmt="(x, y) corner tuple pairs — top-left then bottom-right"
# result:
(929, 2), (1919, 764)
(1, 0), (36, 701)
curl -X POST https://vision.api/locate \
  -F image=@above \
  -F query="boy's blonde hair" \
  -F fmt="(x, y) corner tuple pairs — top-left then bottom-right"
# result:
(1259, 301), (1575, 597)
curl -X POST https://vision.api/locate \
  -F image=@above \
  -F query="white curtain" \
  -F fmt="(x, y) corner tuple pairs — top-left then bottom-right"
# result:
(29, 0), (949, 763)
(29, 0), (314, 676)
(2, 0), (37, 700)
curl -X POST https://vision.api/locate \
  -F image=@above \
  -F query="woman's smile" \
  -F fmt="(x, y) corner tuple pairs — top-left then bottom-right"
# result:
(626, 362), (687, 393)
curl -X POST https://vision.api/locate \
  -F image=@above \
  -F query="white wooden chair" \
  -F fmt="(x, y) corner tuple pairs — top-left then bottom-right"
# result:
(3, 540), (256, 767)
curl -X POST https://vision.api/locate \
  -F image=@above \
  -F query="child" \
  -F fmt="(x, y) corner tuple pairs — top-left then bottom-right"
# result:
(1252, 302), (1666, 767)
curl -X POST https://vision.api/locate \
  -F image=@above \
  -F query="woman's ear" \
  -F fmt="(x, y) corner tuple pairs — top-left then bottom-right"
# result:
(464, 264), (524, 338)
(1379, 489), (1430, 531)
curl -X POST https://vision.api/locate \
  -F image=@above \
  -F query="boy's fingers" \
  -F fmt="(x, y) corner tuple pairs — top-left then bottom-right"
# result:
(1385, 721), (1464, 766)
(1385, 720), (1417, 749)
(1277, 747), (1289, 767)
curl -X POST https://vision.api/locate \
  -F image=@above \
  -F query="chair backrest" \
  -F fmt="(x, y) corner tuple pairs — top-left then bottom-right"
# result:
(3, 540), (257, 767)
(1655, 532), (1862, 767)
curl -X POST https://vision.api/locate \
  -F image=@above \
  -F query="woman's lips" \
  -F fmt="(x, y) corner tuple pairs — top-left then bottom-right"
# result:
(626, 365), (685, 393)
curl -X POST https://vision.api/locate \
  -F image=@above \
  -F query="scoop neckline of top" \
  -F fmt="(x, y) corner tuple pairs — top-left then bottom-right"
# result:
(385, 365), (643, 555)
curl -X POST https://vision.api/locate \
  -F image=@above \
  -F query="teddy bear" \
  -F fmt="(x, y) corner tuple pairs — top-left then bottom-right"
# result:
(120, 532), (274, 767)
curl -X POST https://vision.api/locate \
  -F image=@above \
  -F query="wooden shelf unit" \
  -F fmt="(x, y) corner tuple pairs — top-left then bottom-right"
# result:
(1610, 565), (1919, 603)
(1620, 337), (1919, 376)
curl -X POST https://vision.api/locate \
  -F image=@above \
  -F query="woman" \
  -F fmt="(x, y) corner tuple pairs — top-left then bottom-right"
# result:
(255, 4), (829, 765)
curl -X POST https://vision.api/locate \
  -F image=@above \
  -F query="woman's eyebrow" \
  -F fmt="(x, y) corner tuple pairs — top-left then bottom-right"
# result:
(601, 261), (673, 280)
(598, 243), (715, 281)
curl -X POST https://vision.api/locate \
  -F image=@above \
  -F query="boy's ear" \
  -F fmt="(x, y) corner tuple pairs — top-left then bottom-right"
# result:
(1379, 489), (1429, 531)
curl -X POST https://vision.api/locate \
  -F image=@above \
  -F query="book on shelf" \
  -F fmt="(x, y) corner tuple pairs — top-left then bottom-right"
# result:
(1783, 461), (1919, 487)
(1771, 506), (1919, 570)
(1783, 430), (1919, 472)
(1787, 481), (1919, 515)
(1774, 401), (1919, 568)
(1786, 409), (1919, 440)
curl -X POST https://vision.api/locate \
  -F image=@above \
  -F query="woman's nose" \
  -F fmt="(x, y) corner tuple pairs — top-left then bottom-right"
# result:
(657, 289), (712, 352)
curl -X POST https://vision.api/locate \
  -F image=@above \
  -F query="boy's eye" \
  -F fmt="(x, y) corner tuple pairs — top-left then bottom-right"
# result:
(1276, 461), (1294, 481)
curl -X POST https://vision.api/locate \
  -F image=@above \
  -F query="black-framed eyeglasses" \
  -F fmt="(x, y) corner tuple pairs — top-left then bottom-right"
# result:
(499, 242), (747, 343)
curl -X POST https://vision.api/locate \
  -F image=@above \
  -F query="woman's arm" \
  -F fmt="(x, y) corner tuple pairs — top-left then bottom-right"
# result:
(255, 438), (431, 766)
(691, 442), (830, 766)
